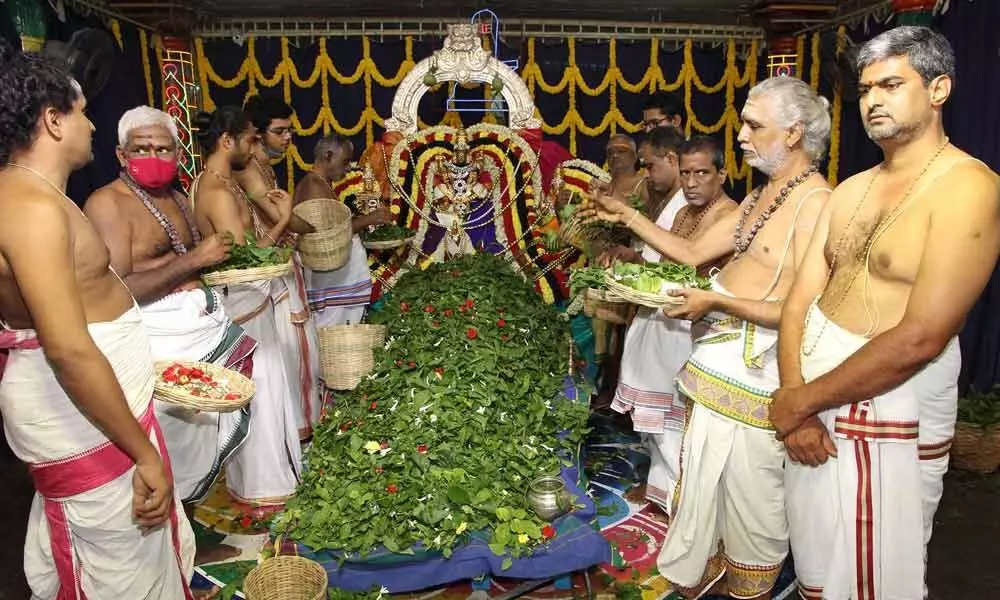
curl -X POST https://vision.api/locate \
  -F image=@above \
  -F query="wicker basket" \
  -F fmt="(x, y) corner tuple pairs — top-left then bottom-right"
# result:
(243, 555), (328, 600)
(603, 272), (685, 308)
(318, 324), (387, 390)
(152, 361), (255, 413)
(583, 288), (629, 325)
(202, 261), (292, 287)
(951, 422), (1000, 473)
(293, 199), (353, 272)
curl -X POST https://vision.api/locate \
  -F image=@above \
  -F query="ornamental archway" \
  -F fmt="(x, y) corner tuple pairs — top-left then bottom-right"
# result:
(383, 23), (541, 133)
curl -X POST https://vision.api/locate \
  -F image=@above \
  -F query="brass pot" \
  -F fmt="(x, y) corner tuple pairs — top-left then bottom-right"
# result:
(526, 475), (572, 521)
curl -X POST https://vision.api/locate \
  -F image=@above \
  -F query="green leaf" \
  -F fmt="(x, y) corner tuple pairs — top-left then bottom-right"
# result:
(501, 557), (513, 570)
(447, 485), (471, 505)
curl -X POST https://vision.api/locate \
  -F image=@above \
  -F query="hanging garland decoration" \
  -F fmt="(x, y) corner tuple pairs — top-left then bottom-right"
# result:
(192, 36), (769, 192)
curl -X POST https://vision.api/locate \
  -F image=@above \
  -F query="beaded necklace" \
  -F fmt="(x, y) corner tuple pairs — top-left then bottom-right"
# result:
(119, 171), (200, 255)
(732, 163), (818, 259)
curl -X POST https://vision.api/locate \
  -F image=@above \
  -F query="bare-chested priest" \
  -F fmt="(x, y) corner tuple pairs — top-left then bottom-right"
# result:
(582, 76), (832, 598)
(191, 106), (302, 505)
(0, 42), (193, 597)
(773, 26), (1000, 600)
(84, 106), (260, 562)
(234, 94), (320, 440)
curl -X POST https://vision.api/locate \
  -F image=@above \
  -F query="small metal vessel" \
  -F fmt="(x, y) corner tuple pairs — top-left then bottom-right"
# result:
(526, 475), (571, 521)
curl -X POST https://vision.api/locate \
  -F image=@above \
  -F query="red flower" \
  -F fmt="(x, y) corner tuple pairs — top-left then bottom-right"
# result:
(339, 423), (349, 433)
(443, 309), (454, 317)
(459, 306), (468, 314)
(424, 304), (436, 313)
(375, 466), (384, 474)
(190, 368), (204, 379)
(386, 484), (399, 494)
(496, 319), (506, 328)
(369, 401), (378, 410)
(541, 525), (556, 539)
(394, 359), (403, 367)
(400, 302), (410, 313)
(407, 361), (417, 369)
(380, 441), (389, 449)
(177, 367), (191, 376)
(466, 327), (478, 340)
(464, 298), (475, 308)
(501, 334), (510, 342)
(434, 367), (444, 379)
(240, 516), (252, 528)
(417, 444), (428, 454)
(224, 392), (240, 401)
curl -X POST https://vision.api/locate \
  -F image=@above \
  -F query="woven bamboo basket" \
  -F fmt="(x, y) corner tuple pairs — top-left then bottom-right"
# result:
(583, 288), (629, 325)
(243, 555), (328, 600)
(293, 199), (353, 272)
(152, 361), (254, 413)
(318, 324), (387, 390)
(363, 235), (415, 251)
(951, 422), (1000, 473)
(603, 272), (685, 309)
(202, 261), (292, 287)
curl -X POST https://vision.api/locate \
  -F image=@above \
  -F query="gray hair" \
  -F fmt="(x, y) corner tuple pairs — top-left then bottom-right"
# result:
(314, 134), (353, 161)
(118, 105), (179, 147)
(856, 25), (955, 84)
(747, 76), (831, 162)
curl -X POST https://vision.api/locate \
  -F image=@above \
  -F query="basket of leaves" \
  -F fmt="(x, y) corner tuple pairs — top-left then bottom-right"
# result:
(604, 261), (710, 308)
(569, 266), (628, 325)
(202, 232), (293, 286)
(362, 224), (415, 250)
(153, 361), (255, 413)
(317, 324), (387, 390)
(952, 385), (1000, 473)
(294, 199), (353, 272)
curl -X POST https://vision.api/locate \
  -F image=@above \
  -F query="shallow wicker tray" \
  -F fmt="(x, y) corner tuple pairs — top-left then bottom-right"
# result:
(152, 361), (255, 413)
(363, 235), (415, 250)
(584, 287), (627, 304)
(603, 271), (685, 308)
(202, 260), (292, 286)
(243, 555), (327, 600)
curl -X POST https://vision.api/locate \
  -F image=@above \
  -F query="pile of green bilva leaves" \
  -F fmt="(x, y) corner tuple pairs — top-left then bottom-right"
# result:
(275, 253), (590, 568)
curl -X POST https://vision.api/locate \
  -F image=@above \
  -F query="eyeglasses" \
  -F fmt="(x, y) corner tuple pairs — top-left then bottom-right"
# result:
(642, 117), (669, 129)
(267, 126), (292, 137)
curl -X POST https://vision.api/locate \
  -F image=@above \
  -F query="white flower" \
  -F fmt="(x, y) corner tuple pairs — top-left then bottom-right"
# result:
(429, 414), (438, 423)
(476, 406), (486, 415)
(500, 411), (507, 422)
(379, 447), (392, 457)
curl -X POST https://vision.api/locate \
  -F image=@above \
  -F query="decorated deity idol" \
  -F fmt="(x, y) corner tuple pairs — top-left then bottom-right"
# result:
(426, 126), (494, 257)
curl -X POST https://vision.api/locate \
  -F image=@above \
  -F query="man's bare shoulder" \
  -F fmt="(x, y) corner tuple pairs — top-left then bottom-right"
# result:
(83, 180), (132, 214)
(0, 182), (71, 245)
(829, 168), (878, 201)
(929, 156), (1000, 218)
(194, 175), (234, 205)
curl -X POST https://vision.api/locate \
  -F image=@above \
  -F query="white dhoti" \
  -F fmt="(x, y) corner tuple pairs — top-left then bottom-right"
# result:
(217, 280), (302, 505)
(612, 188), (689, 511)
(658, 293), (787, 599)
(272, 254), (321, 439)
(306, 234), (372, 328)
(786, 303), (959, 600)
(0, 306), (195, 599)
(141, 287), (257, 502)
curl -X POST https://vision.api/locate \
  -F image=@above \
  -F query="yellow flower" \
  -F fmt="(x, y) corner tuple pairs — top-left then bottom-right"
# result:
(455, 522), (468, 534)
(517, 533), (529, 544)
(364, 441), (381, 454)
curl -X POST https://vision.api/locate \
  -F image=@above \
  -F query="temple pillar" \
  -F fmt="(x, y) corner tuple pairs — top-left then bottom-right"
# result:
(160, 37), (202, 192)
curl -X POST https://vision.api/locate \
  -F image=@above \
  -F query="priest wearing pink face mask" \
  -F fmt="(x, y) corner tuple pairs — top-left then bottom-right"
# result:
(84, 106), (259, 565)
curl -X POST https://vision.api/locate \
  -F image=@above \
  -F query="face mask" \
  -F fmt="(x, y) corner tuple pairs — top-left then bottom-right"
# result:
(126, 156), (178, 189)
